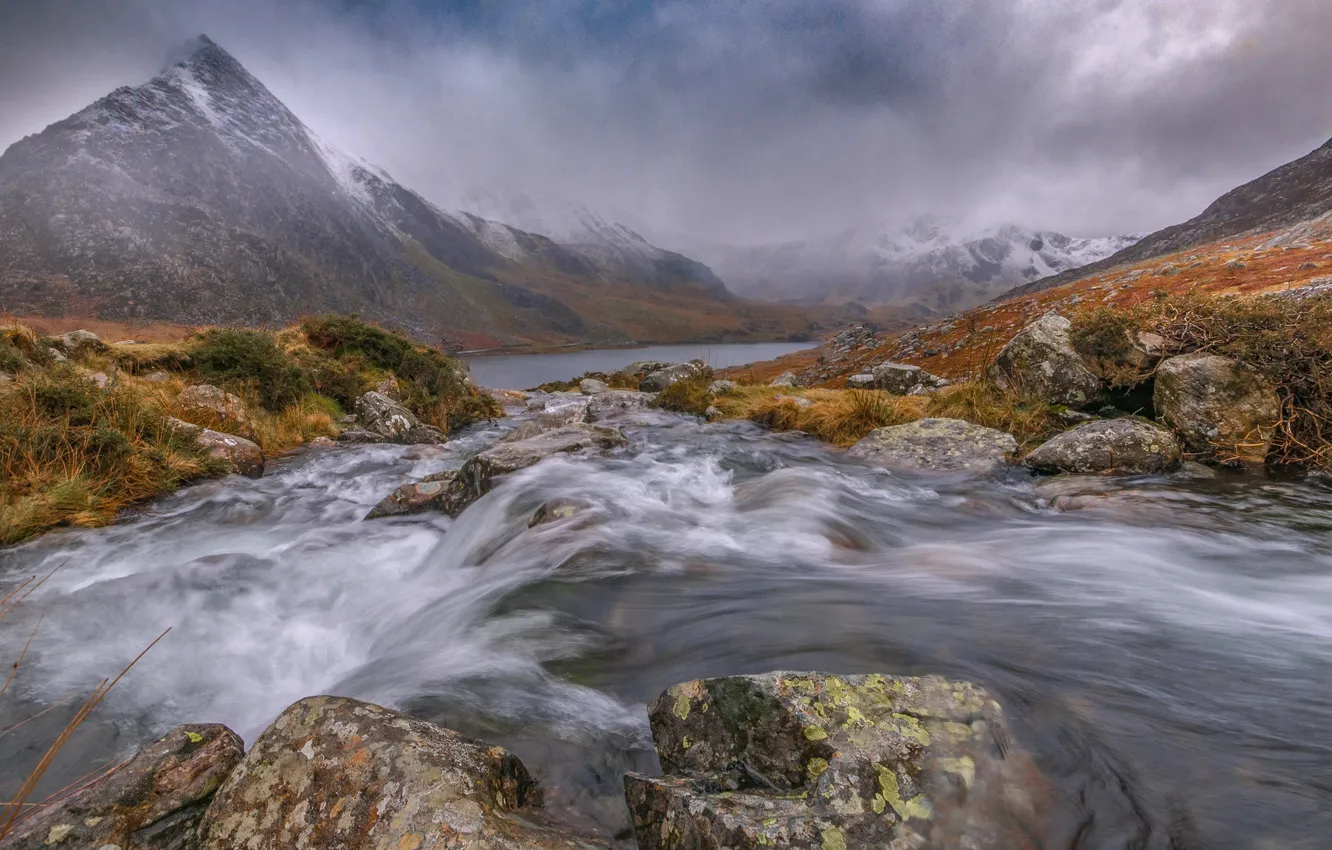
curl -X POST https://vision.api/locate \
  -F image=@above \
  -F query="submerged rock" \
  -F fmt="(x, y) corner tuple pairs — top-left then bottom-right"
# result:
(442, 424), (630, 517)
(848, 418), (1018, 474)
(1153, 352), (1281, 464)
(1024, 418), (1182, 474)
(585, 390), (655, 422)
(5, 724), (243, 850)
(500, 419), (546, 443)
(365, 470), (460, 520)
(198, 696), (606, 850)
(991, 313), (1101, 408)
(176, 384), (255, 441)
(871, 362), (948, 395)
(624, 672), (1052, 850)
(355, 391), (446, 444)
(529, 497), (594, 528)
(529, 394), (592, 428)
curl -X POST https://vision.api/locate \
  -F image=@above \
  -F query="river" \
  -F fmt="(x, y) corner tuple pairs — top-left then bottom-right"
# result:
(464, 341), (814, 389)
(2, 402), (1331, 848)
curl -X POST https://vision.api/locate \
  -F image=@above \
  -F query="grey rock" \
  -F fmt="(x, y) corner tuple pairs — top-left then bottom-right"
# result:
(144, 370), (172, 383)
(52, 329), (109, 357)
(198, 697), (607, 850)
(4, 725), (243, 850)
(1024, 418), (1182, 474)
(48, 347), (68, 363)
(991, 313), (1102, 408)
(528, 394), (592, 428)
(336, 428), (388, 444)
(848, 418), (1018, 474)
(355, 391), (446, 444)
(768, 372), (800, 388)
(704, 405), (723, 421)
(1154, 352), (1281, 463)
(194, 427), (265, 479)
(176, 384), (255, 441)
(707, 379), (738, 395)
(442, 424), (630, 517)
(365, 470), (459, 520)
(641, 360), (707, 392)
(871, 362), (947, 395)
(529, 497), (594, 528)
(846, 373), (876, 390)
(499, 420), (546, 443)
(579, 377), (610, 395)
(624, 672), (1052, 850)
(621, 360), (676, 377)
(585, 390), (655, 422)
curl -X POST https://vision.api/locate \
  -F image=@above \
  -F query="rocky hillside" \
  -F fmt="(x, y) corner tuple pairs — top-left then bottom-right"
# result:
(1008, 135), (1332, 299)
(0, 37), (812, 348)
(690, 216), (1140, 315)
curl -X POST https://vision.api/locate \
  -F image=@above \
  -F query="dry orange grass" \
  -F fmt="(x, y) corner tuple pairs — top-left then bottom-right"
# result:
(713, 386), (929, 446)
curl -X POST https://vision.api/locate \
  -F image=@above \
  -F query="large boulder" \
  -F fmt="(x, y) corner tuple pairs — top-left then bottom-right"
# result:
(52, 329), (109, 358)
(621, 360), (676, 378)
(707, 379), (738, 395)
(848, 418), (1018, 474)
(198, 696), (606, 850)
(579, 377), (610, 395)
(991, 313), (1102, 407)
(624, 673), (1052, 850)
(768, 372), (800, 388)
(585, 390), (655, 422)
(171, 418), (264, 478)
(355, 391), (447, 444)
(176, 384), (255, 441)
(365, 470), (459, 520)
(1153, 352), (1281, 463)
(1024, 418), (1182, 474)
(871, 363), (948, 395)
(442, 424), (630, 517)
(641, 361), (707, 392)
(5, 724), (243, 850)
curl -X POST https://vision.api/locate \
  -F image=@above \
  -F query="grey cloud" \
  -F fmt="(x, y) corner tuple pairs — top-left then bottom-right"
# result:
(1, 0), (1330, 246)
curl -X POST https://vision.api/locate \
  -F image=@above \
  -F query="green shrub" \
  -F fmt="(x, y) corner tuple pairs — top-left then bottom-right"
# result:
(0, 340), (24, 373)
(193, 329), (312, 412)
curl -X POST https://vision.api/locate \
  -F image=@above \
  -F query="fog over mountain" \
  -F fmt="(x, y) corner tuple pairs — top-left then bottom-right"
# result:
(3, 0), (1331, 265)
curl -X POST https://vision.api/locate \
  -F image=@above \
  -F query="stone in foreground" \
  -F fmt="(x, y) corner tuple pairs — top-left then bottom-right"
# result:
(355, 391), (447, 444)
(579, 377), (610, 395)
(1024, 418), (1182, 474)
(991, 313), (1102, 408)
(171, 418), (264, 478)
(5, 724), (243, 850)
(442, 424), (629, 517)
(625, 673), (1052, 850)
(1153, 352), (1281, 464)
(848, 418), (1018, 474)
(176, 384), (256, 441)
(365, 470), (459, 520)
(641, 361), (707, 392)
(198, 696), (606, 850)
(52, 329), (110, 358)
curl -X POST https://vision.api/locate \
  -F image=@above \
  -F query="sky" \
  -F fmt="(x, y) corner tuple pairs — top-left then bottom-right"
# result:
(2, 0), (1331, 246)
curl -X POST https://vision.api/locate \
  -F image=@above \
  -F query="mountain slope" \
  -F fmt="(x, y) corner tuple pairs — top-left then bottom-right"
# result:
(1004, 135), (1332, 300)
(691, 217), (1139, 316)
(0, 36), (790, 347)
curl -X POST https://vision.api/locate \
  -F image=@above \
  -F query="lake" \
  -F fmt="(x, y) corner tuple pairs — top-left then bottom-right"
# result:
(464, 341), (815, 389)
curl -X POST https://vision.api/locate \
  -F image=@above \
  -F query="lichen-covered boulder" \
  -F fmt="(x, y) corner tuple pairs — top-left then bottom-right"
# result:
(198, 697), (605, 850)
(1024, 418), (1182, 474)
(579, 377), (610, 395)
(355, 391), (447, 444)
(5, 724), (243, 850)
(641, 361), (707, 392)
(1153, 352), (1281, 464)
(52, 329), (109, 358)
(624, 673), (1052, 850)
(707, 379), (738, 395)
(176, 384), (255, 441)
(769, 372), (800, 388)
(848, 418), (1018, 474)
(171, 418), (264, 478)
(846, 374), (876, 390)
(585, 390), (655, 422)
(621, 360), (675, 378)
(991, 313), (1102, 407)
(871, 363), (948, 395)
(441, 424), (629, 517)
(365, 470), (459, 520)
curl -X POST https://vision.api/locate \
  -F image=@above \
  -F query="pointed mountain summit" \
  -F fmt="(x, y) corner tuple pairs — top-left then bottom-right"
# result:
(0, 37), (778, 346)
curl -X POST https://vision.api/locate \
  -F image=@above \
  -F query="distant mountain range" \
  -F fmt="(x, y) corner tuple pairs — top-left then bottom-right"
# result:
(0, 36), (818, 347)
(1004, 135), (1332, 300)
(678, 218), (1141, 317)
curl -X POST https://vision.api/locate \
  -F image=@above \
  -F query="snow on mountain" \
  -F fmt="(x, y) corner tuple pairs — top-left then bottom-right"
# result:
(690, 216), (1142, 314)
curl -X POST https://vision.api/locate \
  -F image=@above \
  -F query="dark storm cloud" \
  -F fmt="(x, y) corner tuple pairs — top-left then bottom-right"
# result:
(2, 0), (1330, 244)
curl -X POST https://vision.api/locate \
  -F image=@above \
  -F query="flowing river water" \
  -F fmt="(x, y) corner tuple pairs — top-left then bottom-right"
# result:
(3, 402), (1332, 848)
